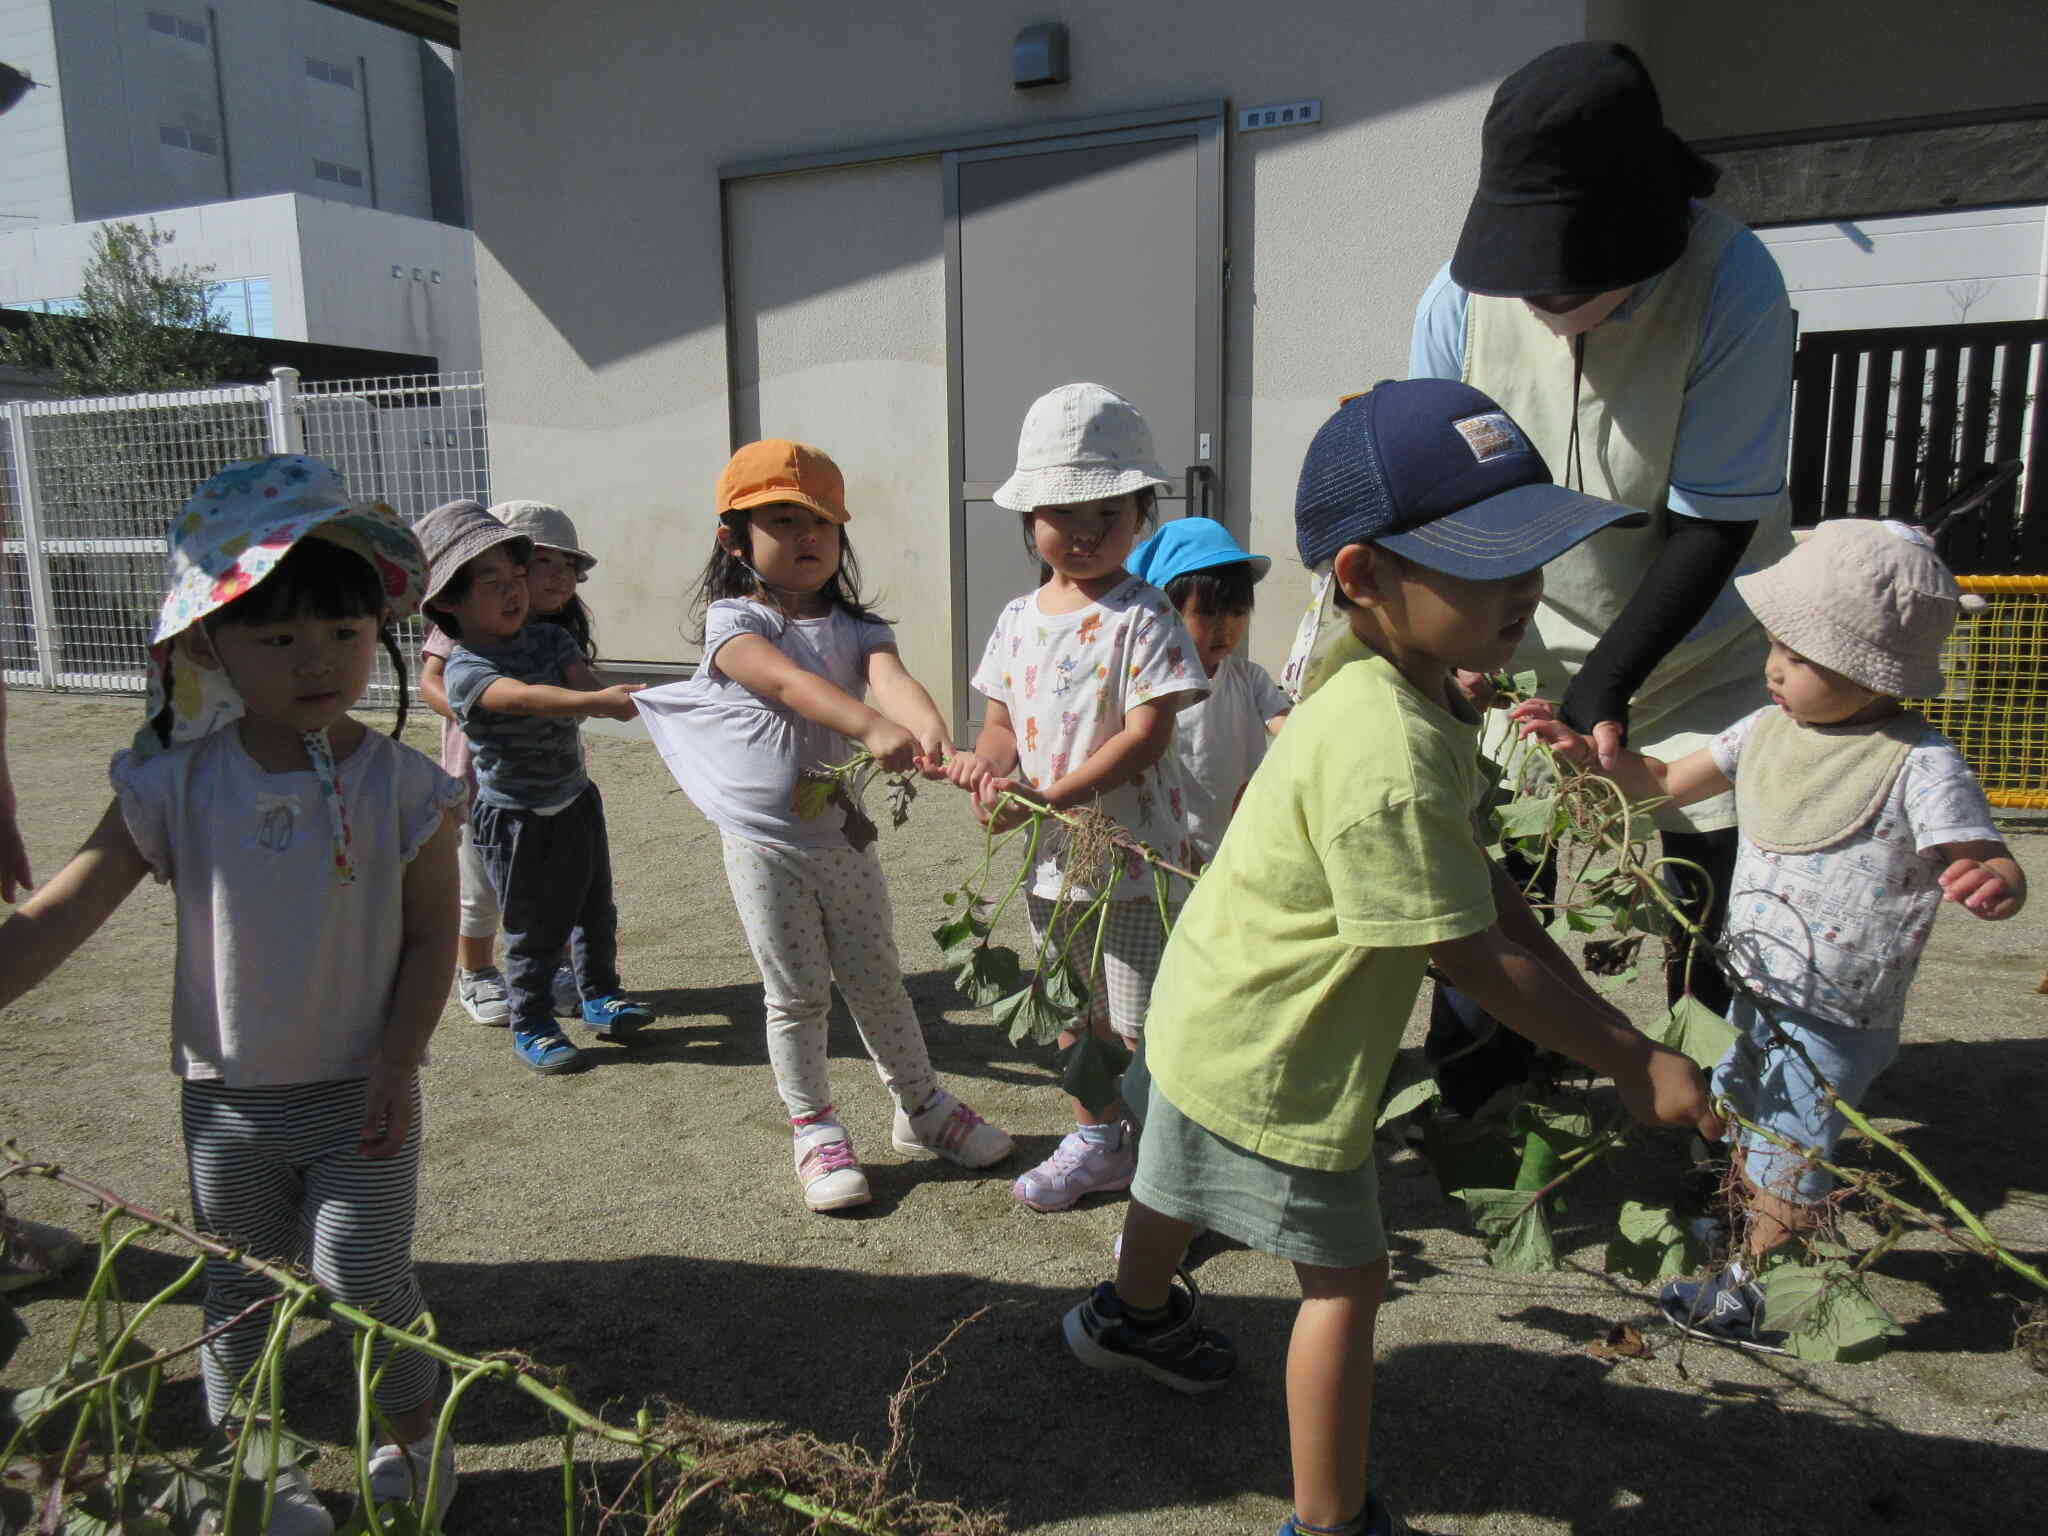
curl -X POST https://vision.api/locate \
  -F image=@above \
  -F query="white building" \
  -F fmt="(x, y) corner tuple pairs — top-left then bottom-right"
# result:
(0, 0), (479, 368)
(1759, 205), (2048, 336)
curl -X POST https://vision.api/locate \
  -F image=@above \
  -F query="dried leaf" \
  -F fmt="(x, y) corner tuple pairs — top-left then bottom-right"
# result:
(1587, 1321), (1653, 1360)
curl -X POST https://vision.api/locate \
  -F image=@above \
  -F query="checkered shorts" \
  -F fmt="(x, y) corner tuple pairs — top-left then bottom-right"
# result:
(1025, 894), (1174, 1041)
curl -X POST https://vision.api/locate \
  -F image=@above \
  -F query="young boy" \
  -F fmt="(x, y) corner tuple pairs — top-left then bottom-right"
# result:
(1519, 518), (2026, 1352)
(1127, 517), (1291, 869)
(1062, 379), (1721, 1536)
(416, 500), (651, 1075)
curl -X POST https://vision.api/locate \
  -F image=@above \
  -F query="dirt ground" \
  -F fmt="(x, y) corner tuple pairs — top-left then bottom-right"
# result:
(3, 690), (2046, 1536)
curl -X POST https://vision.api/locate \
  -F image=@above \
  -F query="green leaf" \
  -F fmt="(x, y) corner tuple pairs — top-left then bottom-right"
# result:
(789, 776), (838, 821)
(1420, 1116), (1524, 1203)
(1603, 1200), (1703, 1284)
(940, 889), (957, 906)
(1375, 1049), (1440, 1128)
(1452, 1186), (1558, 1272)
(1040, 959), (1089, 1015)
(1760, 1261), (1901, 1363)
(991, 981), (1063, 1044)
(932, 911), (990, 967)
(1497, 794), (1559, 840)
(955, 945), (1022, 1006)
(1647, 995), (1740, 1071)
(1057, 1033), (1132, 1116)
(1593, 965), (1640, 995)
(1511, 670), (1540, 696)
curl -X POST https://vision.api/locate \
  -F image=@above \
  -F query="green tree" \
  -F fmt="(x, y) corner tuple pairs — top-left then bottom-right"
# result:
(0, 220), (233, 395)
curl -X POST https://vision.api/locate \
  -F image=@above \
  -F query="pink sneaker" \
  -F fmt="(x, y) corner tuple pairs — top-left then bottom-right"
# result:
(893, 1089), (1013, 1168)
(794, 1121), (871, 1212)
(1013, 1125), (1134, 1212)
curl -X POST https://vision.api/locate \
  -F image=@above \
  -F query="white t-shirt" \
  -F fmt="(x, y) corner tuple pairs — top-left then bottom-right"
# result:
(1173, 654), (1289, 868)
(111, 728), (463, 1086)
(1712, 707), (1999, 1031)
(971, 577), (1208, 901)
(636, 599), (894, 849)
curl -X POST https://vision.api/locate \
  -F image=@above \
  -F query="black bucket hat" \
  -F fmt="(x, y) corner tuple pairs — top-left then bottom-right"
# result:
(1450, 41), (1721, 299)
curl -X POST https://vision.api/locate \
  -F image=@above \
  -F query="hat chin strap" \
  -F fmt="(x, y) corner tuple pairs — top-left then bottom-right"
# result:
(1528, 285), (1632, 338)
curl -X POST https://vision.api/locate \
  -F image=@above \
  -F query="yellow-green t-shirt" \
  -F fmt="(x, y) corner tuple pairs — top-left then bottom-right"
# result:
(1143, 653), (1496, 1172)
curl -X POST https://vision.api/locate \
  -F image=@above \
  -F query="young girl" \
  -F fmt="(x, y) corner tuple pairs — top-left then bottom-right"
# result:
(945, 383), (1210, 1213)
(637, 438), (1012, 1212)
(0, 456), (465, 1531)
(1126, 516), (1291, 871)
(420, 500), (600, 1025)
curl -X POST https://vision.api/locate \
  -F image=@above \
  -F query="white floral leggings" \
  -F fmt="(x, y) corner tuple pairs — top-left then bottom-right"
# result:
(721, 833), (940, 1123)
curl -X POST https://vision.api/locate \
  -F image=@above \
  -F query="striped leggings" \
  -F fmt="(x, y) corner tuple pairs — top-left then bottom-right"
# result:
(181, 1077), (436, 1424)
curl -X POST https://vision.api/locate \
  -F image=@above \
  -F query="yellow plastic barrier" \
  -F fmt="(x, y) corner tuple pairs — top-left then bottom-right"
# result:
(1910, 576), (2048, 810)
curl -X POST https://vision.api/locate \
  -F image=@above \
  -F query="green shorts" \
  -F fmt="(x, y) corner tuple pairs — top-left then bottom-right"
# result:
(1125, 1048), (1388, 1271)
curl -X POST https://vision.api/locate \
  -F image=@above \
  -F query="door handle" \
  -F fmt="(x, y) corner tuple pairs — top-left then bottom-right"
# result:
(1185, 464), (1214, 521)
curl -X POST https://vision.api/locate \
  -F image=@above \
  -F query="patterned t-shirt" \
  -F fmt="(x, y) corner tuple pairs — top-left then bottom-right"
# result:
(1712, 707), (1999, 1031)
(444, 624), (589, 812)
(971, 576), (1208, 901)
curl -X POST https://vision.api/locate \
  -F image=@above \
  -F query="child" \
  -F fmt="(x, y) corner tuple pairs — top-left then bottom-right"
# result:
(944, 382), (1210, 1212)
(420, 500), (599, 1025)
(1517, 518), (2026, 1352)
(0, 456), (467, 1530)
(416, 500), (651, 1076)
(1126, 516), (1290, 869)
(1061, 381), (1719, 1536)
(636, 438), (1011, 1212)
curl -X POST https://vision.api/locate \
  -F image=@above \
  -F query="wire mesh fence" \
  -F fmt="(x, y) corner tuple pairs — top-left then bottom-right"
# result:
(1, 368), (489, 713)
(1912, 576), (2048, 809)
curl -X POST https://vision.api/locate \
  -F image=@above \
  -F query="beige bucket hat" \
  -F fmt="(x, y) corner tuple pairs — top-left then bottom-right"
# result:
(493, 500), (596, 575)
(993, 382), (1171, 512)
(1735, 519), (1960, 698)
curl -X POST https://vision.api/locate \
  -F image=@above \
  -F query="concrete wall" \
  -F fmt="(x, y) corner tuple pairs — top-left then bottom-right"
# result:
(1760, 205), (2048, 334)
(48, 0), (450, 229)
(0, 0), (73, 226)
(0, 194), (481, 369)
(468, 0), (1593, 674)
(1647, 1), (2047, 141)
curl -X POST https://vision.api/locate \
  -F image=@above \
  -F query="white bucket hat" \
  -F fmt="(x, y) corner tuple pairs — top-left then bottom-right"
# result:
(1735, 519), (1960, 699)
(993, 382), (1171, 512)
(492, 500), (596, 575)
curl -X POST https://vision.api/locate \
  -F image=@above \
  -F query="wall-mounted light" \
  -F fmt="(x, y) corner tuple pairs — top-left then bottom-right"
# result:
(391, 263), (403, 278)
(1013, 23), (1068, 89)
(430, 270), (442, 283)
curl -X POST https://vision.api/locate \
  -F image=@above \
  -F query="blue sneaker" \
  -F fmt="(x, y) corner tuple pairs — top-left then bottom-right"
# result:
(579, 993), (653, 1041)
(512, 1029), (585, 1075)
(1659, 1261), (1789, 1354)
(1276, 1494), (1409, 1535)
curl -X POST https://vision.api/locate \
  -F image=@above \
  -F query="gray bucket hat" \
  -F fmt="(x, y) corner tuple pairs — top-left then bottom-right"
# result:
(492, 499), (596, 574)
(417, 498), (532, 605)
(1735, 519), (1960, 698)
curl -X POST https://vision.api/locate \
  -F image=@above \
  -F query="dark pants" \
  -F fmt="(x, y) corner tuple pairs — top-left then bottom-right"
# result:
(1427, 826), (1737, 1116)
(470, 783), (621, 1034)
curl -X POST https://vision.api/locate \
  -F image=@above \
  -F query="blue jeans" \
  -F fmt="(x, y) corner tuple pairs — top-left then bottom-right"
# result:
(1713, 994), (1899, 1205)
(470, 783), (620, 1033)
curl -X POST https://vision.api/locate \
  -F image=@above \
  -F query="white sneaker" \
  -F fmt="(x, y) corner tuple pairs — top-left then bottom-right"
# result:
(1012, 1124), (1135, 1212)
(366, 1433), (458, 1527)
(892, 1089), (1013, 1168)
(202, 1454), (334, 1536)
(455, 966), (509, 1025)
(794, 1122), (871, 1212)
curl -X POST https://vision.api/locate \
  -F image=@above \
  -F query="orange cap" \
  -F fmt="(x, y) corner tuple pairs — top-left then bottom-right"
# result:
(715, 439), (849, 524)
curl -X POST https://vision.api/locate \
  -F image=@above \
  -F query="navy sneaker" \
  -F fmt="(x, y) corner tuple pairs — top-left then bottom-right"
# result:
(1063, 1265), (1235, 1395)
(579, 993), (653, 1041)
(1659, 1262), (1789, 1354)
(512, 1029), (585, 1075)
(1276, 1494), (1410, 1536)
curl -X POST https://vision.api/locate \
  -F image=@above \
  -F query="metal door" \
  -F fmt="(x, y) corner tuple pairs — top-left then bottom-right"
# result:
(945, 116), (1225, 729)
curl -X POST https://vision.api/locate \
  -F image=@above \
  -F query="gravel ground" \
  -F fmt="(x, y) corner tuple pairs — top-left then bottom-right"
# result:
(3, 691), (2045, 1535)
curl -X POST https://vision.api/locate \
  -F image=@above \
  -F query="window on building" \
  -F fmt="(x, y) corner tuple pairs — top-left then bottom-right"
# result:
(2, 296), (84, 316)
(159, 124), (217, 156)
(305, 57), (356, 89)
(147, 10), (206, 44)
(202, 277), (275, 339)
(313, 159), (366, 189)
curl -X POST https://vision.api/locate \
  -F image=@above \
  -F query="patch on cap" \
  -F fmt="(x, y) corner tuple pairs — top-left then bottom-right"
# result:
(1451, 411), (1524, 464)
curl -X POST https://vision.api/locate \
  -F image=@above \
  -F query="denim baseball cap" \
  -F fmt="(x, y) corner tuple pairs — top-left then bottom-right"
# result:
(1294, 378), (1636, 579)
(1127, 516), (1271, 590)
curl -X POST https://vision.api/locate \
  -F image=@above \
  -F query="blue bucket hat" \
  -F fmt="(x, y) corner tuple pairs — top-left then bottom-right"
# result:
(1126, 517), (1271, 591)
(1294, 378), (1635, 579)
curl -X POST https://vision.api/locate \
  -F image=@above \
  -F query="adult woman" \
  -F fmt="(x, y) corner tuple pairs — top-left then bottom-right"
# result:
(1409, 41), (1795, 1111)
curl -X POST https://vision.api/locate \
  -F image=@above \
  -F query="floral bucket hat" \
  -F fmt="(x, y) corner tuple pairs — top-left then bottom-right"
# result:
(138, 454), (426, 881)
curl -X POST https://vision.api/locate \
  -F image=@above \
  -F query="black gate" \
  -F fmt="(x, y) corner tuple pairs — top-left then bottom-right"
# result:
(1787, 317), (2047, 573)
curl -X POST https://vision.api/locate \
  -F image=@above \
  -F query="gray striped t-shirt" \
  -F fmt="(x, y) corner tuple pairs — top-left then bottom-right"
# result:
(445, 624), (589, 811)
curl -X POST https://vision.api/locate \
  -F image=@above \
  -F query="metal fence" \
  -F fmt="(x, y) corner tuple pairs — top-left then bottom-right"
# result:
(1, 367), (487, 707)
